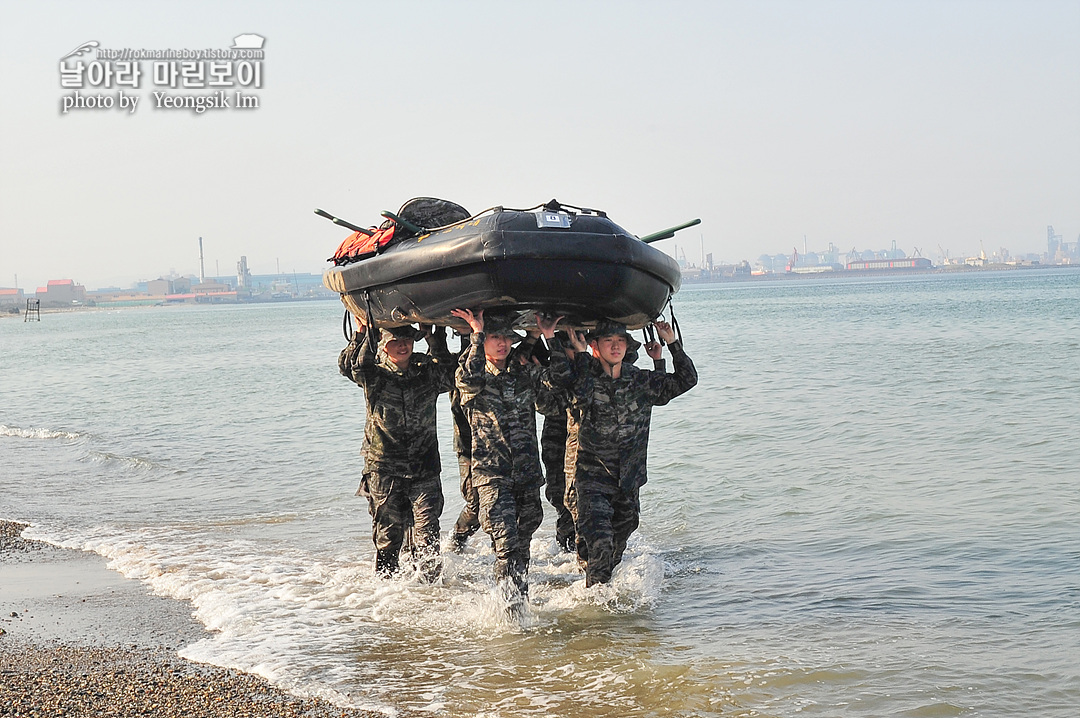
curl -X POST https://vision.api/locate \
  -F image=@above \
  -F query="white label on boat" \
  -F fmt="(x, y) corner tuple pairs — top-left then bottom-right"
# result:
(536, 212), (572, 229)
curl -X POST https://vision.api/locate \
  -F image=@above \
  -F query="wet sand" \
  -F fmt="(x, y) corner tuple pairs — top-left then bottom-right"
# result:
(0, 520), (383, 717)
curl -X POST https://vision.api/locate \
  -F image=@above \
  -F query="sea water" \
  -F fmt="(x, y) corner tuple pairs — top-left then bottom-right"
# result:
(1, 269), (1078, 717)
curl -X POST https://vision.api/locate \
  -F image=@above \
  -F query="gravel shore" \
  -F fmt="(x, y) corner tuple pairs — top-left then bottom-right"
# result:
(0, 520), (384, 718)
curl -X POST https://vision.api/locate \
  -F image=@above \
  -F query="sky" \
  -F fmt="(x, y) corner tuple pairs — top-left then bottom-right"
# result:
(1, 0), (1077, 291)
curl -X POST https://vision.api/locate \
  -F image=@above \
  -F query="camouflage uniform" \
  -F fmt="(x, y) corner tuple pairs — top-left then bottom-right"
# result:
(539, 398), (576, 553)
(540, 345), (666, 554)
(551, 326), (697, 587)
(451, 334), (543, 552)
(448, 383), (481, 549)
(455, 326), (550, 595)
(339, 325), (455, 579)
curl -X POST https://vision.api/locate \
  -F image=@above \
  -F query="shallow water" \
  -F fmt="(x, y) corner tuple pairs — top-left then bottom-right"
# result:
(2, 269), (1078, 716)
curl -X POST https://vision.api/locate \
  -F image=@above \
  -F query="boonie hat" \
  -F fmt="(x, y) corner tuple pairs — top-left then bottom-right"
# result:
(587, 319), (641, 354)
(483, 314), (524, 343)
(378, 324), (424, 346)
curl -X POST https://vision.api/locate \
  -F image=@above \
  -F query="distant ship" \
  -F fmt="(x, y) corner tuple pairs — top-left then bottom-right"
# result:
(785, 248), (842, 273)
(785, 247), (934, 273)
(846, 257), (933, 271)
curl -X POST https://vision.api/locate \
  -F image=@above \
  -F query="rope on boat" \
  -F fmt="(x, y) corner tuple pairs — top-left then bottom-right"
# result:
(342, 309), (353, 342)
(341, 291), (377, 342)
(667, 298), (683, 345)
(362, 291), (374, 335)
(409, 199), (608, 235)
(651, 297), (683, 347)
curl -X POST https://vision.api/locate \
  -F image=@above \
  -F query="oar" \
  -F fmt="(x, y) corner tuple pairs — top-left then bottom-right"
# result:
(638, 218), (701, 244)
(314, 208), (373, 236)
(380, 210), (424, 235)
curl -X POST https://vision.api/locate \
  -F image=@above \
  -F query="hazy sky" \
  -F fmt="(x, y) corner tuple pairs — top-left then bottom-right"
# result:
(1, 0), (1077, 291)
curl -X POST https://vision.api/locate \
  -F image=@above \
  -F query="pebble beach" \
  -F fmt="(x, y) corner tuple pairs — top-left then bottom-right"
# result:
(0, 521), (384, 718)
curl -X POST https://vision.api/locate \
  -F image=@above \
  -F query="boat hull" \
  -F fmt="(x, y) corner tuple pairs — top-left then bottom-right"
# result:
(323, 209), (681, 330)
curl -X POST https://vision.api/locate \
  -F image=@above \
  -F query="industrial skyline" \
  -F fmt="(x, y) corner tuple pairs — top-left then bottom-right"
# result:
(5, 220), (1076, 307)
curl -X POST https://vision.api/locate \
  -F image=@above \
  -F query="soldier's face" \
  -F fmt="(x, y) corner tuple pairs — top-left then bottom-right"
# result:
(484, 334), (512, 363)
(384, 338), (414, 366)
(592, 335), (627, 365)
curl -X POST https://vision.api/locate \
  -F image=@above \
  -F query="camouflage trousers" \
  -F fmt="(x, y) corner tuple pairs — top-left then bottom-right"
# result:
(542, 464), (575, 553)
(476, 480), (544, 595)
(565, 480), (641, 587)
(360, 471), (444, 580)
(541, 417), (575, 552)
(452, 454), (481, 542)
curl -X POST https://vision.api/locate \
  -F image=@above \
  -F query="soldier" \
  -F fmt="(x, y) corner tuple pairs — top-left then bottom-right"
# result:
(450, 330), (543, 553)
(540, 332), (666, 554)
(447, 331), (480, 552)
(338, 319), (456, 581)
(450, 308), (560, 602)
(553, 319), (697, 587)
(536, 332), (577, 554)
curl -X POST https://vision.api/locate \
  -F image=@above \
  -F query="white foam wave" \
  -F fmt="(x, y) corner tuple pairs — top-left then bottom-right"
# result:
(26, 522), (674, 715)
(528, 535), (666, 613)
(0, 423), (84, 441)
(83, 450), (162, 472)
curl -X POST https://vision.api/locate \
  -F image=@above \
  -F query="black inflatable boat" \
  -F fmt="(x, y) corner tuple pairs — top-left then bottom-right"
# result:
(320, 198), (698, 330)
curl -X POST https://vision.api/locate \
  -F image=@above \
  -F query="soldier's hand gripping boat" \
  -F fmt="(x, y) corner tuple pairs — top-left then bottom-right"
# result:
(320, 198), (699, 331)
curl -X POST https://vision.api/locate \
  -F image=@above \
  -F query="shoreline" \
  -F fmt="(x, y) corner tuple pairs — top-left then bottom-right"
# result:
(681, 261), (1080, 284)
(0, 520), (383, 717)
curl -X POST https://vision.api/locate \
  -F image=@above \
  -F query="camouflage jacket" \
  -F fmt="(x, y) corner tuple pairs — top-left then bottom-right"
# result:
(339, 329), (455, 478)
(455, 332), (553, 488)
(539, 356), (665, 474)
(450, 333), (538, 462)
(550, 341), (698, 493)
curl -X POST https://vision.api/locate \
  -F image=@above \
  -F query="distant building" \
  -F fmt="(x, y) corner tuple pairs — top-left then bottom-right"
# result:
(35, 279), (87, 307)
(147, 276), (203, 294)
(85, 287), (162, 307)
(716, 261), (752, 278)
(0, 287), (25, 307)
(237, 256), (252, 289)
(147, 278), (172, 296)
(758, 254), (792, 273)
(192, 279), (232, 295)
(1048, 226), (1061, 262)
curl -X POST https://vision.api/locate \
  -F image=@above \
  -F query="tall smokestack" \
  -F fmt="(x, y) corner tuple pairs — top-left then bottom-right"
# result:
(199, 237), (205, 283)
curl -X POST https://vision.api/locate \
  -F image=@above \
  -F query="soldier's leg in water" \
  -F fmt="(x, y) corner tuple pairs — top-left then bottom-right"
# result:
(610, 486), (641, 570)
(367, 472), (410, 577)
(541, 416), (575, 552)
(574, 483), (616, 587)
(400, 514), (415, 558)
(410, 474), (445, 582)
(564, 481), (587, 566)
(477, 481), (522, 593)
(508, 483), (544, 595)
(451, 459), (481, 551)
(544, 470), (575, 553)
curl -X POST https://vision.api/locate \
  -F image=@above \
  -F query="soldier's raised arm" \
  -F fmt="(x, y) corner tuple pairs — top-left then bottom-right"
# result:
(451, 308), (486, 406)
(424, 325), (456, 392)
(532, 314), (568, 414)
(644, 334), (666, 373)
(339, 317), (377, 387)
(646, 320), (697, 406)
